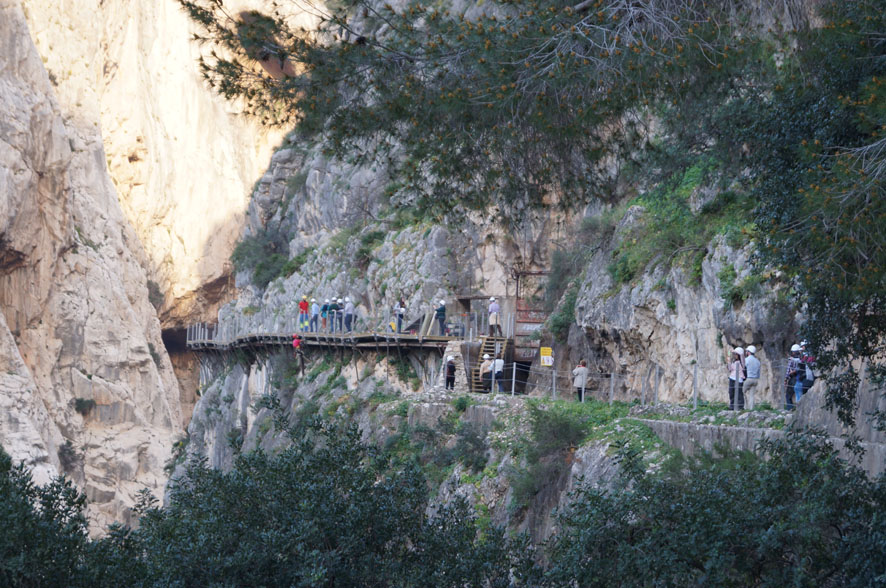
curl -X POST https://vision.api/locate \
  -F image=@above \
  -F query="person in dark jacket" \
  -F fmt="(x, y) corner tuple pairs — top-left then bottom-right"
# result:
(435, 299), (446, 335)
(445, 356), (456, 390)
(328, 299), (340, 333)
(320, 299), (330, 331)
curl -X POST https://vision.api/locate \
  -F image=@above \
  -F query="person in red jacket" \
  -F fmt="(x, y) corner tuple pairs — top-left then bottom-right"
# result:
(292, 334), (304, 374)
(298, 295), (310, 331)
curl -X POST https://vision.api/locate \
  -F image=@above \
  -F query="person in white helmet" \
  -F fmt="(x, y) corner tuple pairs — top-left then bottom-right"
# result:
(445, 355), (456, 390)
(727, 346), (745, 410)
(743, 345), (761, 409)
(488, 297), (502, 337)
(434, 299), (447, 336)
(343, 297), (355, 332)
(799, 340), (816, 396)
(785, 344), (802, 410)
(320, 299), (330, 331)
(336, 298), (344, 332)
(327, 298), (340, 332)
(309, 298), (320, 333)
(479, 353), (493, 393)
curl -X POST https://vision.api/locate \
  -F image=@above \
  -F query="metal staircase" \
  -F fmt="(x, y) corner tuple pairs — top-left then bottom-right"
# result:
(470, 335), (509, 392)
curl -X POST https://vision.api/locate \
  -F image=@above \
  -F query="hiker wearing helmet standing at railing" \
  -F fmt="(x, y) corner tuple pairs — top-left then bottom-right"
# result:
(298, 296), (310, 331)
(785, 344), (803, 410)
(320, 299), (330, 331)
(435, 299), (447, 336)
(309, 298), (319, 333)
(488, 297), (502, 337)
(335, 298), (345, 332)
(727, 347), (745, 410)
(328, 298), (340, 332)
(743, 346), (762, 410)
(343, 297), (355, 332)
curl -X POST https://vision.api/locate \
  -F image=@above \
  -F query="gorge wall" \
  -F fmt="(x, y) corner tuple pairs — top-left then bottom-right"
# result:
(0, 0), (284, 530)
(1, 0), (181, 529)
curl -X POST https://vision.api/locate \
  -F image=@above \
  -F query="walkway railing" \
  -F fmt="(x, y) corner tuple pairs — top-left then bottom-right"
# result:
(186, 310), (517, 349)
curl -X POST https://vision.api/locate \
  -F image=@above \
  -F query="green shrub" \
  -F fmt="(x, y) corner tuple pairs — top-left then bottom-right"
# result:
(549, 285), (578, 343)
(253, 253), (288, 289)
(280, 246), (315, 278)
(452, 423), (488, 473)
(390, 357), (420, 391)
(606, 160), (754, 287)
(453, 396), (470, 413)
(226, 428), (244, 452)
(148, 343), (161, 366)
(231, 229), (289, 289)
(147, 279), (164, 310)
(164, 434), (189, 475)
(508, 399), (631, 510)
(285, 171), (309, 196)
(57, 440), (82, 472)
(73, 398), (96, 416)
(355, 230), (386, 267)
(389, 401), (409, 418)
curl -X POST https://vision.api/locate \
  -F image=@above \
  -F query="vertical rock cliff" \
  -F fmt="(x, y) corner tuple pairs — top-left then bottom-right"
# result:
(20, 0), (282, 327)
(0, 0), (217, 530)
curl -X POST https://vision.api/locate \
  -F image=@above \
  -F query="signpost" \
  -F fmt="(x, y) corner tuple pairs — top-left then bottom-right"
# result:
(540, 347), (553, 366)
(540, 347), (555, 398)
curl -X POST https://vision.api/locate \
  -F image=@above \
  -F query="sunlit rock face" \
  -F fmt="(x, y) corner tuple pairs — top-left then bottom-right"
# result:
(1, 0), (182, 532)
(21, 0), (284, 326)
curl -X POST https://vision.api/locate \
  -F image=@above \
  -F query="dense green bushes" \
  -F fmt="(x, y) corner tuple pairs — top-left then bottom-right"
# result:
(230, 230), (289, 289)
(507, 399), (631, 510)
(607, 162), (755, 287)
(3, 421), (885, 586)
(546, 431), (886, 587)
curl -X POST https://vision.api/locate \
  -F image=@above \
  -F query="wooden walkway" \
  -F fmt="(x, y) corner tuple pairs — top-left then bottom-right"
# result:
(187, 330), (458, 353)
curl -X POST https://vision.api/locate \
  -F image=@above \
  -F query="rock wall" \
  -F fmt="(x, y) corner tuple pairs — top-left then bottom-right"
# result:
(1, 0), (181, 531)
(21, 0), (283, 326)
(224, 143), (556, 332)
(567, 223), (800, 407)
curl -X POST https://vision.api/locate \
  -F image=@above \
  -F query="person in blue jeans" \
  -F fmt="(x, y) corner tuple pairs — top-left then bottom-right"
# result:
(784, 344), (802, 410)
(493, 356), (505, 393)
(309, 298), (319, 332)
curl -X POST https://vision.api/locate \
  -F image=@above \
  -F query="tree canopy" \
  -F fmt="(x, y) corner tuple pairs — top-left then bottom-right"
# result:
(2, 425), (886, 586)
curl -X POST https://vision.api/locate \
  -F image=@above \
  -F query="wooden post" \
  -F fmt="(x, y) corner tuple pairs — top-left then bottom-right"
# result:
(609, 372), (615, 406)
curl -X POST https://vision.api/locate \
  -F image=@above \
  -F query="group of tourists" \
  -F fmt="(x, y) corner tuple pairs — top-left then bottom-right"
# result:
(478, 353), (505, 393)
(296, 295), (357, 333)
(725, 342), (815, 411)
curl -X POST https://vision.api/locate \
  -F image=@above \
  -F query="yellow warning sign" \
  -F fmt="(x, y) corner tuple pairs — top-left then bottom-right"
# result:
(540, 347), (553, 366)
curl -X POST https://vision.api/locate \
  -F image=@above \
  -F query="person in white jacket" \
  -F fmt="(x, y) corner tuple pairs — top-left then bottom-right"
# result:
(743, 345), (762, 409)
(573, 359), (589, 402)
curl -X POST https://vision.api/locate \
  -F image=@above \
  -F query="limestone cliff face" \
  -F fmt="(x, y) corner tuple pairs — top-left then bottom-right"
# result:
(1, 0), (180, 530)
(227, 143), (554, 327)
(21, 0), (282, 326)
(565, 215), (800, 407)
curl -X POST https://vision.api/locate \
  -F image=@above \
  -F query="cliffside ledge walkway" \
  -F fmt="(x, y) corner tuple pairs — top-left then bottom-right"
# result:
(185, 310), (517, 354)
